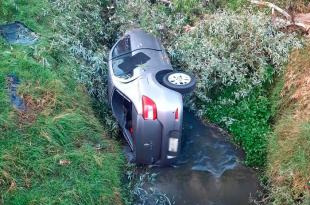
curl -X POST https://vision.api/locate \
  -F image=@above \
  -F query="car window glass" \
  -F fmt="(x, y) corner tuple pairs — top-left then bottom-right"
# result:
(112, 35), (131, 58)
(112, 52), (151, 79)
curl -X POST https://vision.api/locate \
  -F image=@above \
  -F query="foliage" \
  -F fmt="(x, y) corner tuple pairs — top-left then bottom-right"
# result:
(226, 0), (247, 10)
(67, 0), (302, 167)
(45, 0), (297, 200)
(171, 11), (301, 103)
(206, 88), (270, 166)
(172, 0), (203, 14)
(169, 10), (301, 166)
(0, 0), (125, 204)
(114, 0), (188, 44)
(267, 45), (310, 204)
(48, 0), (120, 131)
(272, 0), (310, 13)
(125, 167), (173, 205)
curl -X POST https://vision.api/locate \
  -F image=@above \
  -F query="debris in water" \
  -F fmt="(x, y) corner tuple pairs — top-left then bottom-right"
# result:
(0, 21), (38, 45)
(127, 170), (173, 205)
(7, 75), (26, 112)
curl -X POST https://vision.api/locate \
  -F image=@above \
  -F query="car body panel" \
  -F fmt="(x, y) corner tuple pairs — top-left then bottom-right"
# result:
(108, 29), (183, 165)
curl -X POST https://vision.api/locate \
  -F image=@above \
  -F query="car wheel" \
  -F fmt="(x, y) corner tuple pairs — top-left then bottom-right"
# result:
(162, 71), (196, 94)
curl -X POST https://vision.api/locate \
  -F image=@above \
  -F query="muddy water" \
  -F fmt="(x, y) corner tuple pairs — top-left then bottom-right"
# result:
(130, 109), (260, 205)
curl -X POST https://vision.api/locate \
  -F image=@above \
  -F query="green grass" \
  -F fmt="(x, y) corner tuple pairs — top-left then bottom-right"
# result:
(226, 0), (247, 10)
(172, 0), (202, 14)
(0, 1), (125, 204)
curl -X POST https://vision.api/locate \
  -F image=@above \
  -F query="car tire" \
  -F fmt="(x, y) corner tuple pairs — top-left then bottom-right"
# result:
(162, 71), (196, 94)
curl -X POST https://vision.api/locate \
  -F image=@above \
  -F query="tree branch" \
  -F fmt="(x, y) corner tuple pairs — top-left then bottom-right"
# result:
(249, 0), (310, 35)
(249, 0), (292, 20)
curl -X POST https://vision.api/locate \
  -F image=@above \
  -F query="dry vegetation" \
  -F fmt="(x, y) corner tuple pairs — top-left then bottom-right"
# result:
(271, 0), (310, 13)
(268, 44), (310, 204)
(282, 46), (310, 121)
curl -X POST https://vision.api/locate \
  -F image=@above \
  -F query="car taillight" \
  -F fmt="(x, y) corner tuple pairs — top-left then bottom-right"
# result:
(175, 108), (179, 120)
(142, 96), (157, 120)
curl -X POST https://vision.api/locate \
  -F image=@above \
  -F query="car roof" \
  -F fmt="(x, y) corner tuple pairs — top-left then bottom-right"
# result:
(125, 29), (162, 51)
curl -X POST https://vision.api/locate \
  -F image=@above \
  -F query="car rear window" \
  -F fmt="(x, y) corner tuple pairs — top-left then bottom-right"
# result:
(112, 52), (151, 78)
(112, 35), (131, 58)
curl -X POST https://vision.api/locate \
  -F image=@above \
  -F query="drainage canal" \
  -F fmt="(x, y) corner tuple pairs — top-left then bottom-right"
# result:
(126, 109), (261, 205)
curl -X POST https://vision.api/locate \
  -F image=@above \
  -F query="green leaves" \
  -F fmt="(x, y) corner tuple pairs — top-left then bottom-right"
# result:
(206, 88), (270, 167)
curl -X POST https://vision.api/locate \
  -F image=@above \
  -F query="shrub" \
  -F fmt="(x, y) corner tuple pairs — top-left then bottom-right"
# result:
(172, 0), (203, 14)
(227, 0), (247, 10)
(206, 87), (271, 166)
(169, 10), (301, 166)
(170, 11), (301, 105)
(49, 0), (119, 131)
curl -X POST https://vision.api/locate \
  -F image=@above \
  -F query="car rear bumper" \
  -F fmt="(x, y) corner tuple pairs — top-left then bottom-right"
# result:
(157, 130), (182, 165)
(132, 108), (182, 165)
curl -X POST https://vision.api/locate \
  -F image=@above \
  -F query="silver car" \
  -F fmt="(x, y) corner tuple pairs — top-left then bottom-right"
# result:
(108, 29), (195, 165)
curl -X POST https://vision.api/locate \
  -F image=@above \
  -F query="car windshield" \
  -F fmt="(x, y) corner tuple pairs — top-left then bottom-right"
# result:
(112, 52), (151, 78)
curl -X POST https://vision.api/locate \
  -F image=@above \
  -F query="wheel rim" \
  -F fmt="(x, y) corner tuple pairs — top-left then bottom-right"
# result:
(168, 73), (191, 85)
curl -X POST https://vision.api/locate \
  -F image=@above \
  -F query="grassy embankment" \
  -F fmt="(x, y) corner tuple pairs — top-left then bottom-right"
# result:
(267, 45), (310, 204)
(0, 1), (125, 204)
(244, 0), (310, 203)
